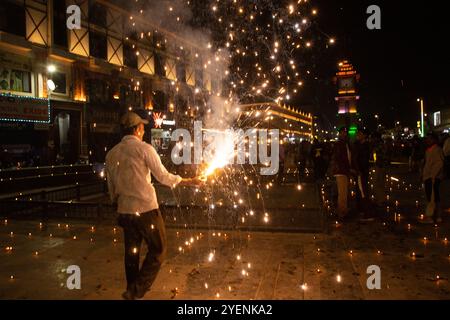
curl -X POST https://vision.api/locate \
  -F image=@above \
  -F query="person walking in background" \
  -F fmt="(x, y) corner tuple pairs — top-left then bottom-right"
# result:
(373, 132), (388, 207)
(442, 134), (450, 213)
(352, 128), (375, 221)
(409, 135), (424, 172)
(331, 127), (352, 220)
(420, 133), (444, 224)
(443, 133), (450, 179)
(311, 138), (327, 183)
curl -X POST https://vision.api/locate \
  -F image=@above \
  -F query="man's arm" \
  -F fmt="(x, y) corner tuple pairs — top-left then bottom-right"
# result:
(144, 144), (183, 188)
(105, 156), (118, 204)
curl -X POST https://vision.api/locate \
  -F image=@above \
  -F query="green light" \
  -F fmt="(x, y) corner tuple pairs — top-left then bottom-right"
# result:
(348, 125), (357, 138)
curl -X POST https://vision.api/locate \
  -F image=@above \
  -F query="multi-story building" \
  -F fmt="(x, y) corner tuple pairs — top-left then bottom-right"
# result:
(0, 0), (220, 168)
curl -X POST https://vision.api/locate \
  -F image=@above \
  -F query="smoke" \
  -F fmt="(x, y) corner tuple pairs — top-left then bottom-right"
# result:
(125, 0), (237, 129)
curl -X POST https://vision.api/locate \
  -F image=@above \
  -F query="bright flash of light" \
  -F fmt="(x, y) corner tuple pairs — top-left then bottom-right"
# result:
(202, 129), (238, 177)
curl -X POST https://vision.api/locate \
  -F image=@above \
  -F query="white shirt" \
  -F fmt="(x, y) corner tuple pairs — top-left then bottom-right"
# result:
(105, 135), (182, 214)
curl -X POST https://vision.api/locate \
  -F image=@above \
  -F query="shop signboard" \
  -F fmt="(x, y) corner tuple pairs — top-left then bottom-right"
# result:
(0, 93), (50, 123)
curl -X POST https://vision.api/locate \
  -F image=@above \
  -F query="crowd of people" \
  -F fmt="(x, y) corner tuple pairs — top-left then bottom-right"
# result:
(277, 128), (450, 224)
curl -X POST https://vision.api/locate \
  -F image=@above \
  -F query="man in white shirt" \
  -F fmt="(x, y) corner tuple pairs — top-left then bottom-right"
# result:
(106, 111), (202, 300)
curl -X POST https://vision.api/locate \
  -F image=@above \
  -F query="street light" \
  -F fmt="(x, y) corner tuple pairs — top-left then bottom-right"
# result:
(47, 79), (56, 92)
(47, 65), (56, 73)
(417, 98), (425, 137)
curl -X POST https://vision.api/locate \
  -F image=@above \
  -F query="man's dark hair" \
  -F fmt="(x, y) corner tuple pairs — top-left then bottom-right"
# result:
(122, 125), (138, 136)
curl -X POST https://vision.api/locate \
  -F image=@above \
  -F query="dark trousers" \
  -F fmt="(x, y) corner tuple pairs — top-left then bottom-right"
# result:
(356, 172), (373, 214)
(313, 158), (327, 181)
(425, 178), (441, 203)
(117, 209), (167, 296)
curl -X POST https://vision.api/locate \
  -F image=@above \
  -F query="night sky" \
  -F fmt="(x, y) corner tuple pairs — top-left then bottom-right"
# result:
(307, 0), (450, 130)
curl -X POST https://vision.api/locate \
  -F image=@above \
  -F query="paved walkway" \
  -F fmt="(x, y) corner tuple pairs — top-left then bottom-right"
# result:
(1, 168), (449, 300)
(1, 215), (449, 300)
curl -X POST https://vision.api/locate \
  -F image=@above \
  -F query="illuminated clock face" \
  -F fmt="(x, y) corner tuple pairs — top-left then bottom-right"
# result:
(339, 78), (354, 89)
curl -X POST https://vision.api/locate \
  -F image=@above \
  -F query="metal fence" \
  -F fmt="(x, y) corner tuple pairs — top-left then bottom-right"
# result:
(0, 182), (327, 233)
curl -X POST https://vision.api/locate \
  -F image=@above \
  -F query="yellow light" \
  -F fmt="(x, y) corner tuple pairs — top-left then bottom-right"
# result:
(208, 252), (214, 262)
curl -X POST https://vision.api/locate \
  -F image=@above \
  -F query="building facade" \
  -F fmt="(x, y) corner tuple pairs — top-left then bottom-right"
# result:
(238, 102), (313, 142)
(0, 0), (220, 168)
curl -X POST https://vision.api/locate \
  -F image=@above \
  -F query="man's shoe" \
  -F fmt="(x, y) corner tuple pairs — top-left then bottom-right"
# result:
(133, 283), (148, 300)
(122, 290), (135, 300)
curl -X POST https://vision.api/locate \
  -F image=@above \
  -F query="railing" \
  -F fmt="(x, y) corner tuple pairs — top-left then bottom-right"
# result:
(1, 181), (107, 202)
(0, 182), (327, 233)
(0, 164), (94, 179)
(0, 200), (106, 220)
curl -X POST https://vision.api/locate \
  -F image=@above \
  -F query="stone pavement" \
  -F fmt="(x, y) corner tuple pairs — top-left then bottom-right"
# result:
(1, 167), (450, 300)
(1, 215), (449, 300)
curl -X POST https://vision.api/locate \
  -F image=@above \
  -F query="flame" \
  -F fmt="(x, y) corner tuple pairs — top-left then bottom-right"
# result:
(201, 129), (237, 178)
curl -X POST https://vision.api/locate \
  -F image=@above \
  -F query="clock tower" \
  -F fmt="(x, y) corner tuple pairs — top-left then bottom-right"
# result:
(334, 60), (360, 129)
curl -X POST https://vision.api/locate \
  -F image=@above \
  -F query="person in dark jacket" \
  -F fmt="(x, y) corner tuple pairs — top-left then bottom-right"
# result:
(373, 132), (388, 206)
(331, 127), (352, 219)
(352, 128), (375, 221)
(311, 138), (327, 182)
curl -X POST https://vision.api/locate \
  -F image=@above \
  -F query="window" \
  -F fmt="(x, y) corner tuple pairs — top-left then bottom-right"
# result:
(89, 2), (107, 28)
(86, 78), (109, 104)
(123, 43), (138, 69)
(152, 32), (166, 51)
(0, 68), (31, 93)
(176, 62), (186, 83)
(0, 1), (25, 37)
(434, 112), (441, 127)
(53, 0), (68, 47)
(153, 91), (167, 112)
(49, 72), (67, 94)
(154, 54), (165, 77)
(195, 68), (203, 88)
(89, 32), (107, 60)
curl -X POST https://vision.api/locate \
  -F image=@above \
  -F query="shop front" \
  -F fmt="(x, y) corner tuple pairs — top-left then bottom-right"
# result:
(0, 93), (51, 167)
(86, 104), (121, 163)
(51, 101), (83, 165)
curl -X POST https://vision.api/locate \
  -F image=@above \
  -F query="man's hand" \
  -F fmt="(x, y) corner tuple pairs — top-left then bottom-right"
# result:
(180, 177), (205, 187)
